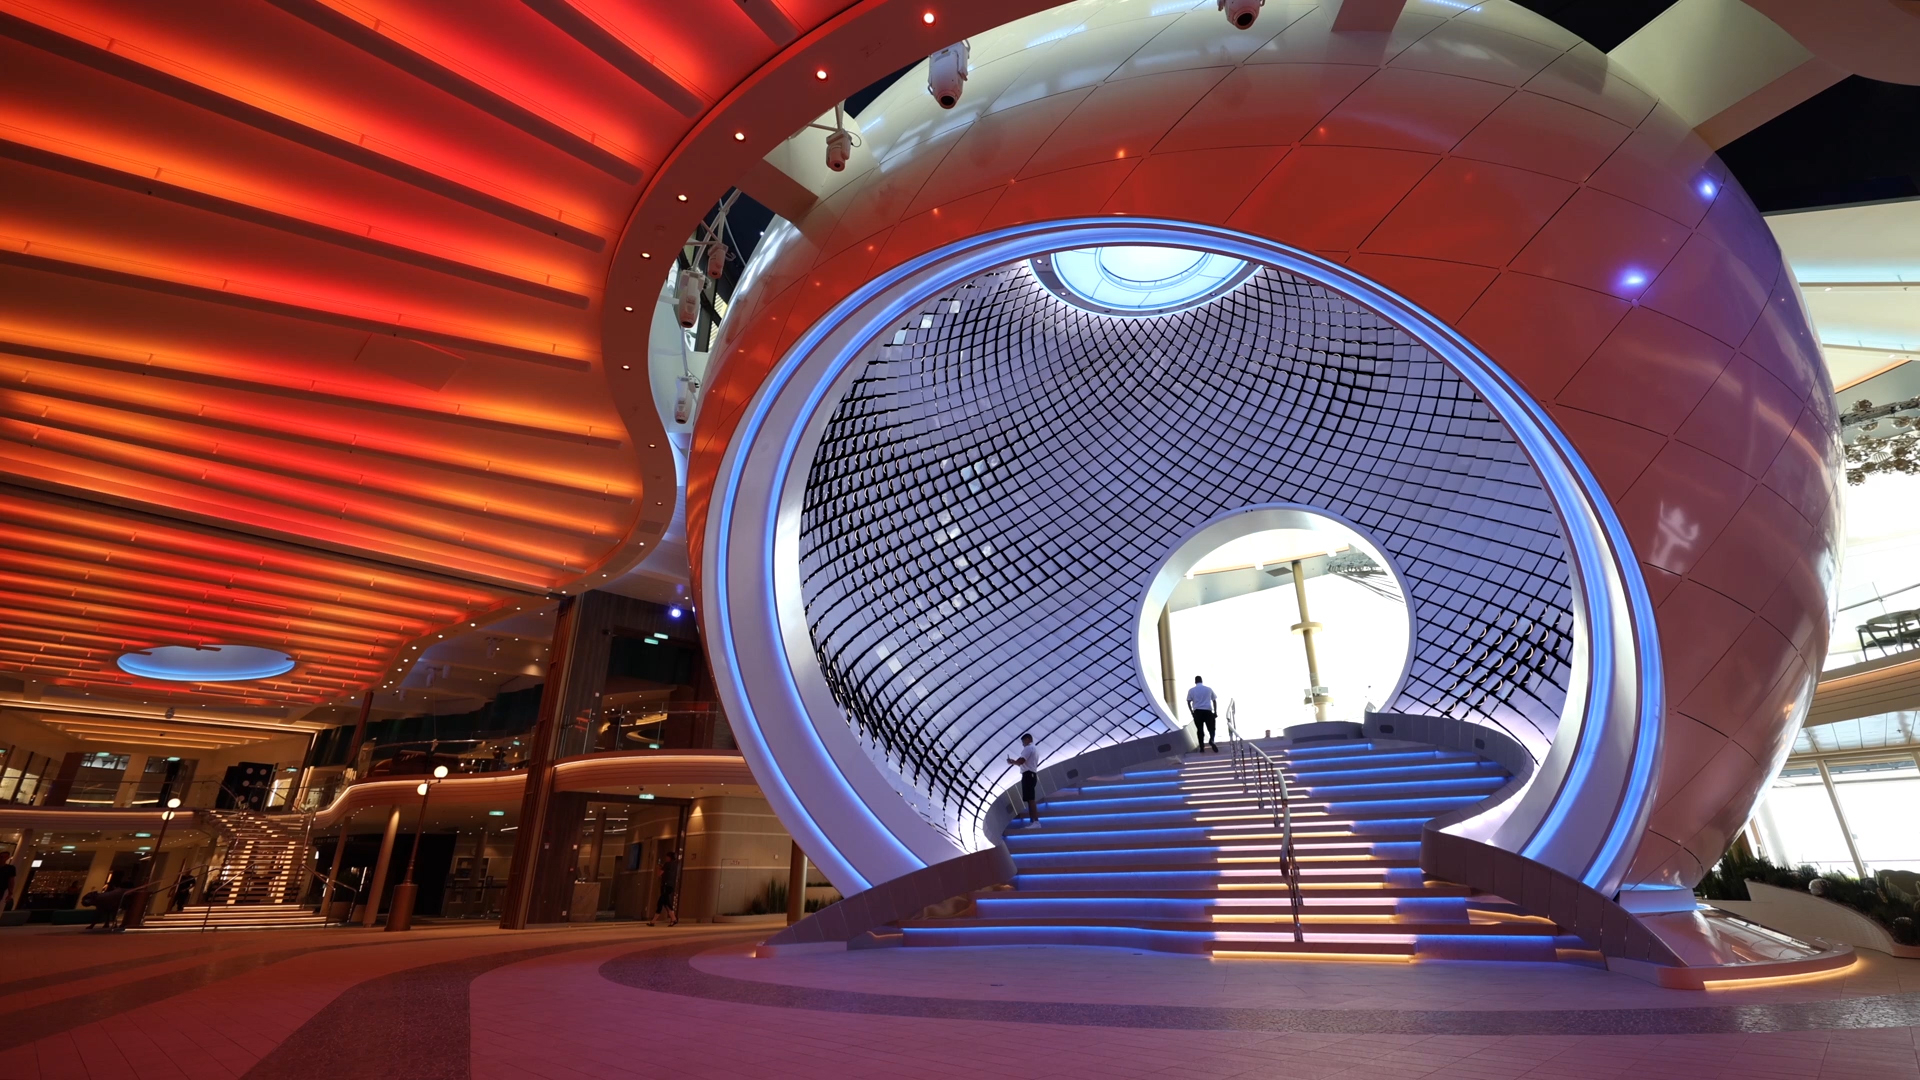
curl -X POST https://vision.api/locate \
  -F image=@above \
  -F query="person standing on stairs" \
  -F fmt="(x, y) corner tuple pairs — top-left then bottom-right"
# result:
(1187, 676), (1220, 753)
(1007, 733), (1043, 827)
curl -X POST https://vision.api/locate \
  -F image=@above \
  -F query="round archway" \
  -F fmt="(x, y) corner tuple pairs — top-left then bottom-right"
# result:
(1138, 505), (1414, 737)
(689, 0), (1837, 898)
(702, 220), (1656, 896)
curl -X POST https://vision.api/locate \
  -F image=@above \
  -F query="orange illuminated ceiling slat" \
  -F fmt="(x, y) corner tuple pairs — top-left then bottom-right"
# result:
(261, 0), (645, 181)
(43, 724), (273, 742)
(0, 568), (412, 646)
(0, 522), (466, 623)
(0, 637), (378, 689)
(0, 635), (104, 659)
(0, 7), (610, 250)
(0, 395), (621, 540)
(516, 0), (707, 117)
(0, 334), (625, 451)
(0, 548), (435, 637)
(0, 447), (572, 588)
(35, 670), (338, 707)
(29, 671), (327, 704)
(0, 244), (591, 372)
(0, 491), (512, 610)
(0, 355), (634, 502)
(37, 715), (281, 741)
(0, 135), (593, 308)
(41, 726), (258, 748)
(0, 598), (392, 663)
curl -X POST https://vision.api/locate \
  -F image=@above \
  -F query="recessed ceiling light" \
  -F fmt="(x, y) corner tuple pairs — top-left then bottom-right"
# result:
(624, 305), (633, 311)
(733, 131), (746, 141)
(676, 194), (688, 202)
(641, 252), (651, 259)
(923, 11), (936, 23)
(815, 69), (828, 80)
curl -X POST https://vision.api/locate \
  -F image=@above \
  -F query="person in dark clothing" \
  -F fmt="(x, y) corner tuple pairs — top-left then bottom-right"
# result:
(1187, 676), (1220, 753)
(0, 851), (16, 911)
(1007, 733), (1043, 826)
(173, 871), (196, 912)
(651, 850), (680, 926)
(84, 885), (127, 931)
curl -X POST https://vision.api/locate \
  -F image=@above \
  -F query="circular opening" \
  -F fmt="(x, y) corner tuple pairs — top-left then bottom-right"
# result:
(116, 644), (295, 682)
(1140, 508), (1411, 735)
(1032, 243), (1253, 316)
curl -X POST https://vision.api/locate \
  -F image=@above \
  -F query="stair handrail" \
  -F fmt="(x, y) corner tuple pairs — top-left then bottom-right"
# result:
(298, 867), (359, 923)
(1226, 705), (1303, 944)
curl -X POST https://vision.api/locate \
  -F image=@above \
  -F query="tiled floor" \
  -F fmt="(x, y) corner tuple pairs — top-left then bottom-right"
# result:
(2, 923), (1919, 1079)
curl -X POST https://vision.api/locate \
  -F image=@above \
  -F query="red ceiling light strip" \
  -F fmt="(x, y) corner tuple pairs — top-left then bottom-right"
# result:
(0, 359), (637, 502)
(0, 244), (593, 372)
(0, 397), (623, 540)
(0, 334), (627, 450)
(0, 134), (594, 307)
(0, 7), (612, 249)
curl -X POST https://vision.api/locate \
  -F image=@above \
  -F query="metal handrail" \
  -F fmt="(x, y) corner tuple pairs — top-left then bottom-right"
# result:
(1226, 704), (1303, 944)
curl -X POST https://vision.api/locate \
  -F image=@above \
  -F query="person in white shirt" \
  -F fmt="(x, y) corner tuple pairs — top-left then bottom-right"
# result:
(1006, 733), (1043, 826)
(1186, 676), (1220, 753)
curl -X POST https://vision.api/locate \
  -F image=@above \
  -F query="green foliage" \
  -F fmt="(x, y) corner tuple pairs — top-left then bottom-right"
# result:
(746, 877), (788, 916)
(1698, 851), (1920, 945)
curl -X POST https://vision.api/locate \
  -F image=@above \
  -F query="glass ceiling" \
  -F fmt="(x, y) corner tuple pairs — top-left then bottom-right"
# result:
(1038, 245), (1252, 316)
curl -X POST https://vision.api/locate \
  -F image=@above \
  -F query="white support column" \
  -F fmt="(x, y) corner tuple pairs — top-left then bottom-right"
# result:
(113, 754), (148, 808)
(1816, 759), (1869, 880)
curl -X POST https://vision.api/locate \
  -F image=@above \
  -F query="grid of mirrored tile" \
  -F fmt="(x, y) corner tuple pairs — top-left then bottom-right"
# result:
(799, 264), (1576, 847)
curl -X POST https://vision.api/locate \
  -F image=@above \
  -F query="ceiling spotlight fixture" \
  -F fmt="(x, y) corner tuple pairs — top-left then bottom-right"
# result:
(1219, 0), (1264, 28)
(669, 606), (684, 619)
(923, 11), (936, 23)
(623, 305), (634, 311)
(815, 69), (828, 80)
(641, 252), (652, 259)
(927, 39), (970, 109)
(733, 131), (746, 141)
(675, 194), (688, 202)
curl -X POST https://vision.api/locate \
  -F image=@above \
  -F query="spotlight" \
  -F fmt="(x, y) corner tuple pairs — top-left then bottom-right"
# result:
(669, 606), (684, 618)
(674, 267), (703, 329)
(825, 127), (853, 171)
(927, 40), (970, 109)
(1219, 0), (1263, 28)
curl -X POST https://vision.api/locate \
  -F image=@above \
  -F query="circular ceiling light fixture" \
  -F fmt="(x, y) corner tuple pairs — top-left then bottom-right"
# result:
(117, 644), (295, 682)
(1031, 243), (1254, 316)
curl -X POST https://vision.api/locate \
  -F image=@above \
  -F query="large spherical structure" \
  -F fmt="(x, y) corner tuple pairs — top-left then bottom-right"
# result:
(690, 0), (1840, 894)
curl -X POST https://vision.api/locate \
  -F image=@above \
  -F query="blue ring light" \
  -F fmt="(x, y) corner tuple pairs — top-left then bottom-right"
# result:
(1033, 244), (1255, 316)
(118, 644), (295, 682)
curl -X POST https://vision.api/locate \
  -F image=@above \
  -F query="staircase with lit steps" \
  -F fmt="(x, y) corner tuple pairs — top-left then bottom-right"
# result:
(135, 902), (330, 931)
(901, 739), (1591, 962)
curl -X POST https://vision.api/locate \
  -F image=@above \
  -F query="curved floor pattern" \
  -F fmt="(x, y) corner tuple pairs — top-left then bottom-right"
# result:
(5, 924), (1920, 1079)
(608, 942), (1920, 1037)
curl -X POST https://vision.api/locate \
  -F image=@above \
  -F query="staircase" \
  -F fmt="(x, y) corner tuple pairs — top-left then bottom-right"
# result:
(902, 739), (1594, 963)
(132, 809), (322, 931)
(137, 903), (329, 931)
(204, 809), (313, 906)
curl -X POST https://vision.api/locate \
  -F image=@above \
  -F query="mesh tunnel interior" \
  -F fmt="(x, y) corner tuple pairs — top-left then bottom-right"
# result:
(799, 262), (1579, 848)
